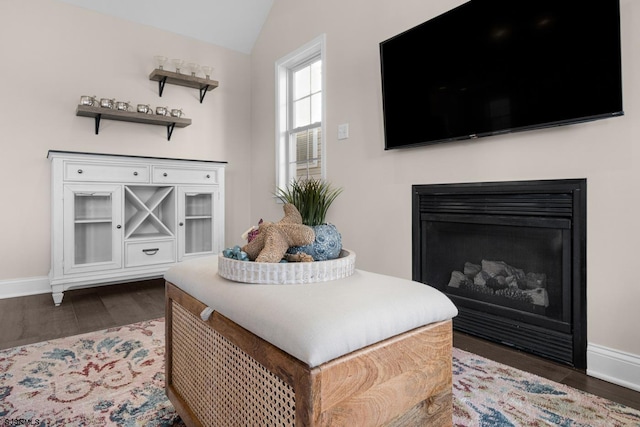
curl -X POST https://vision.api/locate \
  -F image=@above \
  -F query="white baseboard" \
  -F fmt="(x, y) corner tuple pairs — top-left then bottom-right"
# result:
(588, 343), (640, 393)
(0, 276), (50, 300)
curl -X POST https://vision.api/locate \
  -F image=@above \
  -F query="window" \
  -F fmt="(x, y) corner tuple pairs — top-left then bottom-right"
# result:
(276, 35), (326, 191)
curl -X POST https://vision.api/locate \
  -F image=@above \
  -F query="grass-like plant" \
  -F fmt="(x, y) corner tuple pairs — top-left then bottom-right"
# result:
(275, 178), (343, 226)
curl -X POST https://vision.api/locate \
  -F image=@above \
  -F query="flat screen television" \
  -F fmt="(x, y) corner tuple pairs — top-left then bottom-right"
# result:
(380, 0), (623, 150)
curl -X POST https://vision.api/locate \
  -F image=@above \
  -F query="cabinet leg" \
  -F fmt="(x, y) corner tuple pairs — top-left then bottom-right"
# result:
(52, 292), (64, 306)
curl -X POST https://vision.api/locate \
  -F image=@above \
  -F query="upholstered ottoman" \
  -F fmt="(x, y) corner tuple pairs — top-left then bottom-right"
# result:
(164, 255), (458, 426)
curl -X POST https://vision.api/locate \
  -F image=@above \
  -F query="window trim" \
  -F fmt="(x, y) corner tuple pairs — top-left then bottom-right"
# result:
(275, 34), (326, 193)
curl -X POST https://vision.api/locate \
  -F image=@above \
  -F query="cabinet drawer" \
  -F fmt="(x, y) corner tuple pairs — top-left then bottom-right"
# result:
(152, 166), (219, 184)
(65, 162), (150, 183)
(125, 239), (176, 267)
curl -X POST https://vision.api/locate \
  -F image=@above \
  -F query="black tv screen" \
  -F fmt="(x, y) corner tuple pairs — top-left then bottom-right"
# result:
(380, 0), (623, 150)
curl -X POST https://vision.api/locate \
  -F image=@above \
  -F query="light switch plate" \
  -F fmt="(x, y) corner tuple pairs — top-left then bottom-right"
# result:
(338, 123), (349, 140)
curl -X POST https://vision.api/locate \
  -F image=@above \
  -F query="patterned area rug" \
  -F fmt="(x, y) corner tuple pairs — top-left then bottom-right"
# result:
(1, 318), (639, 426)
(453, 350), (640, 427)
(0, 319), (177, 426)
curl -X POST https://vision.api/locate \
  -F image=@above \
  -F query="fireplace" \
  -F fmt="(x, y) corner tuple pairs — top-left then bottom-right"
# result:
(412, 179), (586, 368)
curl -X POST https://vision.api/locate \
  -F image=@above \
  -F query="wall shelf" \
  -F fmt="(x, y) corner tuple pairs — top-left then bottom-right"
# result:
(149, 68), (219, 103)
(76, 105), (191, 141)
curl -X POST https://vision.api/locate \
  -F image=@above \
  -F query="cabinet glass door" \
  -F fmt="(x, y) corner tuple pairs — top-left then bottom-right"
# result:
(178, 187), (218, 260)
(63, 185), (122, 274)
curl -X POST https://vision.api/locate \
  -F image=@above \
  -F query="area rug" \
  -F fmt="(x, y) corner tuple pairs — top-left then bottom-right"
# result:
(0, 319), (176, 426)
(452, 350), (640, 427)
(1, 319), (639, 426)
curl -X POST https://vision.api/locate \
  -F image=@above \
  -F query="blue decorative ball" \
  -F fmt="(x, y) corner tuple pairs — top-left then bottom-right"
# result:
(288, 223), (342, 261)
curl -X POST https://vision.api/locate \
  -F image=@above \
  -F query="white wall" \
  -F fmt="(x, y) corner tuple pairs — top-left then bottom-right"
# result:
(250, 0), (640, 378)
(0, 0), (253, 282)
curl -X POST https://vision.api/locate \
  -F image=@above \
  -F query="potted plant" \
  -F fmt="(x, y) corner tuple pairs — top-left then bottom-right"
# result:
(276, 178), (343, 260)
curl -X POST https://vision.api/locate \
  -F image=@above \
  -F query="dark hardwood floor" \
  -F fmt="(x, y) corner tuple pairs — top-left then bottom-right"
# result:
(1, 279), (638, 412)
(0, 279), (166, 350)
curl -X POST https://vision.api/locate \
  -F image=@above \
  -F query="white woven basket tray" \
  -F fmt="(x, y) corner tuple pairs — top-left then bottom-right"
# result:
(218, 249), (356, 284)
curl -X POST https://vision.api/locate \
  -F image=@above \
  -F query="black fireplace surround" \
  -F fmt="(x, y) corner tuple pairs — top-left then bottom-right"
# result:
(412, 179), (586, 368)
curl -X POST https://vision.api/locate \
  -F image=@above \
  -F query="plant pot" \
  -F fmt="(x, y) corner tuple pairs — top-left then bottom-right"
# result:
(289, 223), (342, 261)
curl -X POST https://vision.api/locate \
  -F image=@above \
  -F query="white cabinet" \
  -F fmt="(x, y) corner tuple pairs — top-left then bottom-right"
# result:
(48, 150), (225, 306)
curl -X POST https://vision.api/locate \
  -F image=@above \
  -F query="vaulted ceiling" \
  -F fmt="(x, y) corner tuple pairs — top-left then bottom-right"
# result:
(56, 0), (274, 54)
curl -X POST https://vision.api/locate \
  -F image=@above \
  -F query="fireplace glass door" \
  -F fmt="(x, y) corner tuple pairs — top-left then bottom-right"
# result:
(422, 216), (571, 333)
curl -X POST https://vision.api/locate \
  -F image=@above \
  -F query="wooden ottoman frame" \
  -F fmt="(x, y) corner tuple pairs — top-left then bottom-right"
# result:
(165, 281), (453, 426)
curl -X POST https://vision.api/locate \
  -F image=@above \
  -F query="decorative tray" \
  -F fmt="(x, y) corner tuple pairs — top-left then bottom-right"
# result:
(218, 249), (356, 284)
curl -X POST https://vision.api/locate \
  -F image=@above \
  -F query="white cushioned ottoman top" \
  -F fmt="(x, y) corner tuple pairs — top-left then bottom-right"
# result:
(165, 255), (458, 368)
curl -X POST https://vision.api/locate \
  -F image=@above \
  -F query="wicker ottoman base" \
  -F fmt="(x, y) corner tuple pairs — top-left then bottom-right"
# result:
(165, 281), (453, 426)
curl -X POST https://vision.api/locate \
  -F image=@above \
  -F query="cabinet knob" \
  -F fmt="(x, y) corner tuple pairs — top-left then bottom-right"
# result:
(179, 222), (184, 226)
(116, 225), (122, 229)
(133, 171), (138, 176)
(163, 172), (168, 177)
(206, 174), (210, 178)
(77, 169), (83, 174)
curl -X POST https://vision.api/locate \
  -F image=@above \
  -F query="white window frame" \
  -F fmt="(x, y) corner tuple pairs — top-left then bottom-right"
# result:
(275, 34), (326, 193)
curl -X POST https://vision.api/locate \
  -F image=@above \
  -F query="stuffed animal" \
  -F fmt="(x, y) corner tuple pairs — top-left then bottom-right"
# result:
(242, 204), (315, 263)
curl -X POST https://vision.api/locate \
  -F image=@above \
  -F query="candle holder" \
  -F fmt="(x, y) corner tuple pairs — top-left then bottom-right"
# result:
(187, 63), (200, 77)
(154, 55), (168, 70)
(201, 66), (214, 79)
(172, 59), (184, 74)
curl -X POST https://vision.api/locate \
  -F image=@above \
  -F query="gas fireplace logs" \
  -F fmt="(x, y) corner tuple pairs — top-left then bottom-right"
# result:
(448, 260), (549, 307)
